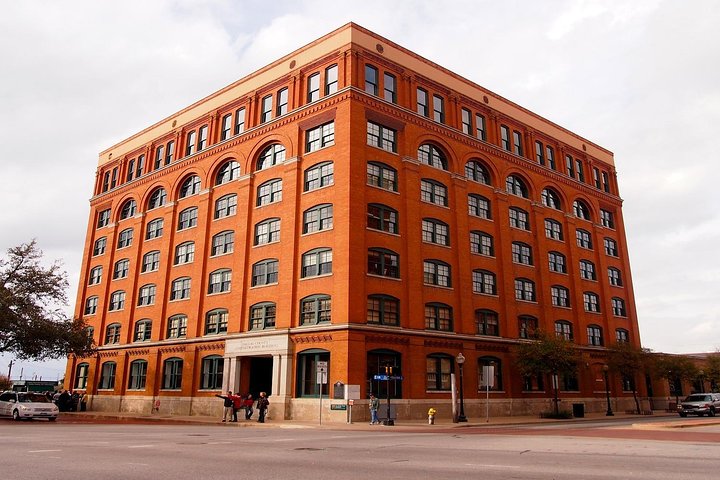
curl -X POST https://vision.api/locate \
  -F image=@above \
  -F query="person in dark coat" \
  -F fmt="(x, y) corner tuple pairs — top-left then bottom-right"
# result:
(215, 391), (235, 422)
(256, 392), (269, 423)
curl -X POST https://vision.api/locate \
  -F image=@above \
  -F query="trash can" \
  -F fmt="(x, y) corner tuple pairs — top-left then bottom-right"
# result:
(572, 403), (585, 418)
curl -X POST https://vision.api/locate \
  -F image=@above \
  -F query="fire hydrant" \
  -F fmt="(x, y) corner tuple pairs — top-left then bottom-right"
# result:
(427, 407), (437, 425)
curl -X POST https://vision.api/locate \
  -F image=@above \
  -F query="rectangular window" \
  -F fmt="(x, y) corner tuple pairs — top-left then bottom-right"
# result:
(546, 146), (556, 170)
(535, 141), (545, 165)
(325, 64), (338, 94)
(432, 95), (445, 123)
(365, 65), (378, 95)
(417, 88), (428, 116)
(513, 130), (523, 156)
(154, 145), (164, 169)
(185, 130), (196, 156)
(307, 73), (320, 102)
(221, 114), (232, 140)
(602, 172), (610, 193)
(234, 108), (246, 134)
(366, 121), (396, 152)
(593, 167), (601, 189)
(383, 72), (396, 103)
(500, 125), (510, 151)
(600, 209), (615, 228)
(566, 155), (575, 177)
(461, 108), (472, 135)
(276, 88), (288, 116)
(305, 122), (335, 152)
(136, 155), (144, 178)
(261, 95), (273, 123)
(97, 209), (111, 228)
(475, 114), (486, 140)
(576, 159), (584, 182)
(165, 141), (175, 165)
(197, 125), (208, 150)
(110, 167), (117, 188)
(126, 159), (135, 182)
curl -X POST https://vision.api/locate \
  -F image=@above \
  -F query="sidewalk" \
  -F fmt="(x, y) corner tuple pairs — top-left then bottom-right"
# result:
(60, 409), (691, 430)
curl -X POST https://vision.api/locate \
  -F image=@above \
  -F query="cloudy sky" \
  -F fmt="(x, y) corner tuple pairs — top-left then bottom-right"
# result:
(2, 0), (719, 380)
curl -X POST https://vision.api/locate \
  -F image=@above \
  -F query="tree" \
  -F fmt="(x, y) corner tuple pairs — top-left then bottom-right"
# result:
(0, 240), (94, 360)
(705, 353), (720, 392)
(0, 374), (10, 391)
(515, 331), (580, 416)
(606, 342), (654, 413)
(653, 353), (698, 403)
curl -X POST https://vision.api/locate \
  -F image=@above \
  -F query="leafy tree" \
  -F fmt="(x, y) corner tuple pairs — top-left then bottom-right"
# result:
(0, 240), (94, 360)
(515, 331), (579, 415)
(0, 374), (10, 391)
(606, 342), (654, 413)
(705, 353), (720, 392)
(653, 353), (698, 403)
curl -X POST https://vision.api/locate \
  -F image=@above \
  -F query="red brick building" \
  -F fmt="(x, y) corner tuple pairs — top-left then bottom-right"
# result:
(66, 23), (641, 420)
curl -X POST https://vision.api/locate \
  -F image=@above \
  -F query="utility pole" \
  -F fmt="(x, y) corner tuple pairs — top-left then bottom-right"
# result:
(7, 360), (13, 379)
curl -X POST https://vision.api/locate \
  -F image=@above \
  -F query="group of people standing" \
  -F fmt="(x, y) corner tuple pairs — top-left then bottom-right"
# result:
(216, 391), (269, 423)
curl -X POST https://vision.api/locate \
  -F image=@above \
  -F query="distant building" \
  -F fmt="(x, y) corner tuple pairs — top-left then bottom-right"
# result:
(66, 23), (641, 420)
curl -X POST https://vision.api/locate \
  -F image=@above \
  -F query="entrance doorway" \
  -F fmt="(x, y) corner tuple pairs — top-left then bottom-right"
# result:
(248, 357), (273, 398)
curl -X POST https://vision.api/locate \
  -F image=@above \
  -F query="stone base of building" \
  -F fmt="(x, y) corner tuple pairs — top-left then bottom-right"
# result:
(85, 395), (646, 422)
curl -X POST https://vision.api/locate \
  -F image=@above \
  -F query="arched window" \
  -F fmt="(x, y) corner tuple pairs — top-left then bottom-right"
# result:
(422, 218), (449, 246)
(215, 160), (240, 185)
(541, 188), (561, 209)
(215, 194), (237, 219)
(205, 309), (228, 335)
(301, 248), (332, 277)
(117, 228), (133, 248)
(300, 295), (331, 325)
(167, 314), (188, 338)
(518, 315), (538, 339)
(74, 363), (89, 389)
(514, 278), (535, 301)
(509, 207), (530, 230)
(208, 269), (232, 294)
(177, 207), (198, 230)
(137, 284), (156, 306)
(608, 267), (623, 286)
(367, 349), (402, 398)
(511, 242), (533, 265)
(367, 204), (398, 233)
(200, 355), (223, 390)
(555, 320), (573, 340)
(254, 218), (280, 245)
(211, 231), (234, 256)
(417, 143), (448, 170)
(587, 325), (603, 346)
(257, 179), (282, 206)
(424, 303), (453, 331)
(551, 285), (570, 307)
(470, 231), (494, 256)
(367, 161), (397, 191)
(119, 199), (136, 220)
(84, 296), (98, 315)
(548, 251), (566, 273)
(468, 194), (491, 219)
(88, 266), (102, 285)
(98, 361), (116, 389)
(251, 259), (278, 286)
(545, 219), (563, 240)
(479, 356), (503, 391)
(472, 270), (496, 295)
(146, 218), (163, 240)
(367, 295), (399, 326)
(465, 160), (490, 184)
(179, 175), (201, 198)
(367, 248), (399, 278)
(108, 291), (125, 311)
(148, 188), (167, 209)
(615, 328), (629, 343)
(296, 349), (329, 397)
(573, 199), (591, 220)
(475, 309), (499, 336)
(426, 353), (453, 391)
(583, 292), (600, 312)
(134, 319), (152, 342)
(305, 161), (334, 191)
(303, 204), (333, 233)
(250, 303), (276, 330)
(420, 179), (448, 206)
(128, 360), (148, 390)
(162, 357), (183, 390)
(506, 175), (528, 198)
(257, 143), (286, 170)
(612, 297), (627, 317)
(423, 260), (451, 287)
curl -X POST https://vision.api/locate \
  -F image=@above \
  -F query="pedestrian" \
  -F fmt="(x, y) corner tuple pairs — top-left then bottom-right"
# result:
(215, 391), (235, 422)
(80, 391), (88, 412)
(231, 392), (242, 422)
(369, 393), (380, 425)
(243, 394), (254, 420)
(256, 392), (269, 423)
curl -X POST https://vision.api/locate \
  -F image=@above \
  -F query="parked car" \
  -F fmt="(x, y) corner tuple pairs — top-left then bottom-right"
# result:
(677, 393), (720, 417)
(0, 391), (59, 421)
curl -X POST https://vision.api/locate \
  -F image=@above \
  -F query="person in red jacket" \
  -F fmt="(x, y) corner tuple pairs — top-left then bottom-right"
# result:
(231, 393), (243, 422)
(242, 394), (254, 420)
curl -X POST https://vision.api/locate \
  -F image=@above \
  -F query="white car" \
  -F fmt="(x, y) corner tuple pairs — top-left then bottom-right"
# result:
(0, 391), (59, 421)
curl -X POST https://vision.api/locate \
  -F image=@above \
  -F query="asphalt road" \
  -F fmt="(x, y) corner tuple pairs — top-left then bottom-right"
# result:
(2, 419), (718, 480)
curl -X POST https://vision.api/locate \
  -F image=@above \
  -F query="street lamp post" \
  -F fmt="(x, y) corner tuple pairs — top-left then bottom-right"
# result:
(456, 353), (467, 422)
(383, 364), (394, 426)
(603, 364), (614, 416)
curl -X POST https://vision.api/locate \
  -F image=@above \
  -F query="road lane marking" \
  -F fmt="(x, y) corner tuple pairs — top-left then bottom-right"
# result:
(28, 450), (62, 453)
